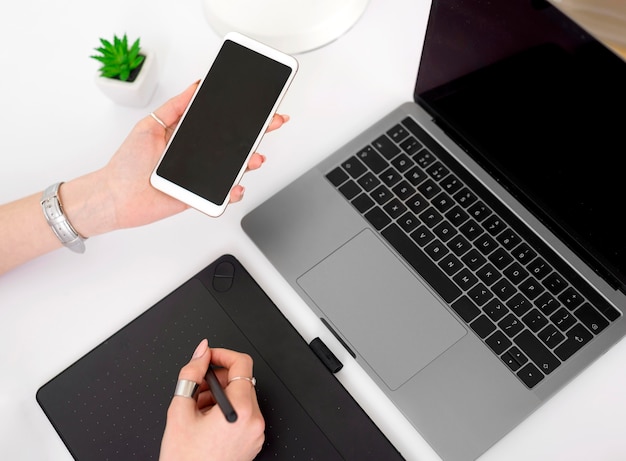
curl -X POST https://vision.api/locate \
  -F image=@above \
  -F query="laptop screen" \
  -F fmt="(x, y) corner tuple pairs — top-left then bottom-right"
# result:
(414, 0), (626, 291)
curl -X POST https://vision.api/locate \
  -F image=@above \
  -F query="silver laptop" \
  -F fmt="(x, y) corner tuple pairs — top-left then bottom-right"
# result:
(242, 1), (626, 460)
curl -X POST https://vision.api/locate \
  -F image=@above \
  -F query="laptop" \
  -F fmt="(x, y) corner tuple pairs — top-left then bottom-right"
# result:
(36, 255), (403, 461)
(241, 1), (626, 460)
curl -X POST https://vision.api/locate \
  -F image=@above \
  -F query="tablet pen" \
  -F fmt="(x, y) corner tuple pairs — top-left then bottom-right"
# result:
(206, 366), (238, 423)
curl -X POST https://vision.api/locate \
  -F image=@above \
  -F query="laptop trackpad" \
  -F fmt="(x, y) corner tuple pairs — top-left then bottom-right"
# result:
(297, 229), (466, 390)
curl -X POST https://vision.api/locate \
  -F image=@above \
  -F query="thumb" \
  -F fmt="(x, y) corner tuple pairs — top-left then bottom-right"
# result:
(150, 80), (199, 129)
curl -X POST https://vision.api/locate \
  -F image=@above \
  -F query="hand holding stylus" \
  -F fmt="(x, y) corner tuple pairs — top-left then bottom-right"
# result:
(160, 339), (264, 461)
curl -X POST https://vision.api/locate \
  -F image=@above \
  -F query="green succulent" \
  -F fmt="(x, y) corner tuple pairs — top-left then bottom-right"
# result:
(90, 34), (145, 82)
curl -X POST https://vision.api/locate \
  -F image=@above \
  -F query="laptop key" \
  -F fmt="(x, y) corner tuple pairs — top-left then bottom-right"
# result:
(386, 124), (409, 143)
(410, 225), (435, 247)
(470, 314), (496, 339)
(382, 224), (462, 303)
(499, 313), (524, 338)
(352, 193), (375, 214)
(380, 167), (402, 187)
(392, 180), (416, 201)
(441, 174), (463, 194)
(399, 136), (423, 156)
(486, 330), (512, 355)
(445, 205), (469, 226)
(448, 234), (471, 256)
(554, 323), (593, 361)
(522, 308), (549, 332)
(426, 161), (449, 181)
(517, 362), (544, 388)
(414, 149), (435, 168)
(357, 172), (380, 192)
(483, 299), (509, 322)
(405, 165), (427, 186)
(370, 184), (393, 205)
(534, 292), (560, 316)
(364, 207), (391, 230)
(342, 156), (367, 178)
(439, 253), (463, 276)
(338, 180), (361, 200)
(574, 302), (609, 335)
(397, 212), (420, 233)
(558, 286), (583, 310)
(383, 198), (407, 219)
(357, 145), (388, 173)
(537, 324), (565, 349)
(424, 239), (449, 262)
(542, 272), (567, 295)
(527, 256), (552, 280)
(418, 178), (441, 199)
(372, 134), (400, 160)
(502, 349), (524, 372)
(496, 228), (521, 250)
(391, 153), (414, 173)
(450, 295), (481, 322)
(513, 329), (560, 375)
(504, 346), (529, 369)
(468, 201), (491, 222)
(462, 249), (487, 271)
(483, 215), (506, 236)
(326, 167), (349, 186)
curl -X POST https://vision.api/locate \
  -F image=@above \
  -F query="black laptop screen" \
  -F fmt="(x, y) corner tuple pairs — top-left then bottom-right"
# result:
(415, 0), (626, 290)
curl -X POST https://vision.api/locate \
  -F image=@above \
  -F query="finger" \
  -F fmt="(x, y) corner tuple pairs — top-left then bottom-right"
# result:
(169, 339), (211, 415)
(229, 186), (245, 203)
(197, 388), (217, 409)
(149, 81), (200, 129)
(209, 348), (256, 402)
(246, 153), (266, 171)
(265, 113), (290, 133)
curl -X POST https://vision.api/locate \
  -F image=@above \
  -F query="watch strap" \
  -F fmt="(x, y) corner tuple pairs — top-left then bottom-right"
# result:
(41, 182), (86, 254)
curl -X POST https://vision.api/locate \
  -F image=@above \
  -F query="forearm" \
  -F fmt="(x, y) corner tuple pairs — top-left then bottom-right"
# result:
(0, 192), (63, 274)
(0, 171), (115, 275)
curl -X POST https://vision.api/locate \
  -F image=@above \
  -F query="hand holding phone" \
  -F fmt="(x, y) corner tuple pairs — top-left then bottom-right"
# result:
(150, 32), (298, 217)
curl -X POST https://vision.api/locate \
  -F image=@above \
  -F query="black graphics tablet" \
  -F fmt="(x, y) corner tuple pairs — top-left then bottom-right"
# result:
(37, 254), (403, 460)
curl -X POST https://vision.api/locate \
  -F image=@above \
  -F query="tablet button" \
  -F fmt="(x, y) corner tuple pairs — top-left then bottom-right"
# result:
(213, 261), (234, 291)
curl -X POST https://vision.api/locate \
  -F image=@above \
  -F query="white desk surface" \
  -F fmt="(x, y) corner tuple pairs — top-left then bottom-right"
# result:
(1, 1), (625, 460)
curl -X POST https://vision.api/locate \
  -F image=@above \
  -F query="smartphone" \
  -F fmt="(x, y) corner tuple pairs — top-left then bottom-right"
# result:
(150, 32), (298, 217)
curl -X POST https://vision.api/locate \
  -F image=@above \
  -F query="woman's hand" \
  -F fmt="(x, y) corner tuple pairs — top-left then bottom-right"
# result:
(63, 81), (289, 237)
(159, 339), (264, 461)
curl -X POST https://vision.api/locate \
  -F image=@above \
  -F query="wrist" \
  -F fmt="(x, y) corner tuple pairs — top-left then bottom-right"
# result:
(58, 170), (118, 238)
(41, 183), (86, 253)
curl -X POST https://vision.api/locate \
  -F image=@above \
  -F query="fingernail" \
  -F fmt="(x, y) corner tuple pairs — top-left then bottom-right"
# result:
(261, 154), (267, 163)
(239, 186), (245, 199)
(192, 339), (208, 358)
(281, 114), (290, 123)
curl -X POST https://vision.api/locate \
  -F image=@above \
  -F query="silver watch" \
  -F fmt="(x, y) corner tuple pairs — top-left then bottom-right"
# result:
(41, 182), (86, 253)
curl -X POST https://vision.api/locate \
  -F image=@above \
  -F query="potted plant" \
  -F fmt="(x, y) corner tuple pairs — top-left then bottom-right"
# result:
(90, 33), (158, 108)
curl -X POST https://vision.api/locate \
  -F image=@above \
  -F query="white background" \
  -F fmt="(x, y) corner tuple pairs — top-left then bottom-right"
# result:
(1, 0), (625, 460)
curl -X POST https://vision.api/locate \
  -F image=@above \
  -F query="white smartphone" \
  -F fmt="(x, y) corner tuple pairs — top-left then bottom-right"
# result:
(150, 32), (298, 217)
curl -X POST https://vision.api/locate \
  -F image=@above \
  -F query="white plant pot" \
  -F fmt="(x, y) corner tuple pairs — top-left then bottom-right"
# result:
(94, 49), (158, 108)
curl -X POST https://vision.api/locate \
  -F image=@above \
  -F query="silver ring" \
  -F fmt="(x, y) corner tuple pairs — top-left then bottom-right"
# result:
(150, 111), (167, 129)
(173, 379), (199, 399)
(228, 376), (256, 387)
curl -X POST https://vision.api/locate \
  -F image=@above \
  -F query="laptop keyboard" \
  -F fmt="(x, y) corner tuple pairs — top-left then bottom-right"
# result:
(325, 116), (621, 389)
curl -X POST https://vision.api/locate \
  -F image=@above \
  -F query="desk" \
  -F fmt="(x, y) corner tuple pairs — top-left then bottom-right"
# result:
(1, 1), (625, 460)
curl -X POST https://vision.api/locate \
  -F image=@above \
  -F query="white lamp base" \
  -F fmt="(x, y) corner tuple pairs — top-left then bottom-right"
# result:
(202, 0), (370, 54)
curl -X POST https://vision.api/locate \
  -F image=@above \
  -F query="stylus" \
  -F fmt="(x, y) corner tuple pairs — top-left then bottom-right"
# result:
(206, 366), (238, 423)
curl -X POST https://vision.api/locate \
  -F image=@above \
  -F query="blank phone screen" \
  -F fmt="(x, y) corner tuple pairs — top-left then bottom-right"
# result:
(156, 40), (292, 204)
